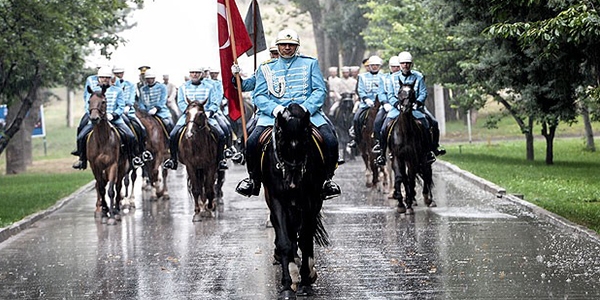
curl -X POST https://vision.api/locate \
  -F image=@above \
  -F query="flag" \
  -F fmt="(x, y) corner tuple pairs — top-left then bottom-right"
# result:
(218, 0), (253, 121)
(244, 0), (266, 56)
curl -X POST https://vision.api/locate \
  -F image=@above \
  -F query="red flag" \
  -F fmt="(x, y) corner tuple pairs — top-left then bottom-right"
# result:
(217, 0), (253, 121)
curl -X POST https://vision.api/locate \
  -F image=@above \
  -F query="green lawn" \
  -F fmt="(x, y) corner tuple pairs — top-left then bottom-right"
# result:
(442, 138), (600, 232)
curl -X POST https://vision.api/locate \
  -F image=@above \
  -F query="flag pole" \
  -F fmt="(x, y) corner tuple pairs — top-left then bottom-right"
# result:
(252, 0), (257, 72)
(225, 0), (248, 143)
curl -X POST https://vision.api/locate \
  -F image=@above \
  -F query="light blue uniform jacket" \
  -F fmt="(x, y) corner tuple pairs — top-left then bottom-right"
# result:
(175, 80), (220, 127)
(252, 54), (327, 127)
(83, 75), (99, 111)
(115, 79), (137, 117)
(85, 84), (125, 125)
(139, 82), (171, 120)
(385, 70), (427, 119)
(357, 72), (384, 109)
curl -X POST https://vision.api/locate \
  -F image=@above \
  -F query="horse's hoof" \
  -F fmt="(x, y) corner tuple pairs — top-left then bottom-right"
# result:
(114, 214), (122, 221)
(428, 201), (437, 208)
(192, 214), (202, 222)
(297, 285), (314, 297)
(201, 210), (213, 218)
(122, 206), (130, 214)
(397, 206), (406, 214)
(101, 216), (108, 224)
(366, 182), (373, 188)
(278, 289), (296, 300)
(413, 201), (418, 206)
(107, 218), (118, 225)
(406, 208), (415, 215)
(162, 193), (170, 201)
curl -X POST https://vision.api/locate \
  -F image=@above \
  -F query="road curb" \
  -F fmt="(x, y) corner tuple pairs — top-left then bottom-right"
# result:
(0, 180), (95, 244)
(437, 160), (600, 243)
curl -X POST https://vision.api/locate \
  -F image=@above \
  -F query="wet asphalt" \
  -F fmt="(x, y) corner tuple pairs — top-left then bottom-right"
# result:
(1, 158), (600, 299)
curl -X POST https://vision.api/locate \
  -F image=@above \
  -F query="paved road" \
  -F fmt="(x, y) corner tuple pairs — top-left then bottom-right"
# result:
(1, 159), (600, 299)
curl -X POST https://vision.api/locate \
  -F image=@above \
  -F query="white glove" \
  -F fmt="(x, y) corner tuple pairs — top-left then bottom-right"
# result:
(148, 107), (158, 115)
(123, 106), (131, 114)
(365, 98), (374, 107)
(205, 111), (213, 118)
(383, 103), (392, 112)
(221, 99), (228, 106)
(107, 113), (114, 121)
(272, 105), (285, 117)
(231, 64), (242, 75)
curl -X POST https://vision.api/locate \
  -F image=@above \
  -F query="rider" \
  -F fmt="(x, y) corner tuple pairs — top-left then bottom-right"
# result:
(231, 42), (280, 92)
(163, 67), (229, 171)
(235, 28), (341, 199)
(372, 55), (401, 155)
(163, 74), (181, 119)
(137, 71), (174, 165)
(113, 66), (153, 163)
(374, 51), (446, 166)
(72, 66), (144, 170)
(70, 67), (99, 158)
(347, 55), (384, 149)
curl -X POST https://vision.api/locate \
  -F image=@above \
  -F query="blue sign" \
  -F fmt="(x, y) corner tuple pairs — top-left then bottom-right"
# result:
(0, 104), (46, 138)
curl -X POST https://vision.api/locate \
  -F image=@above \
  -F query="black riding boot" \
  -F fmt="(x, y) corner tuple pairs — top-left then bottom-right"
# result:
(163, 127), (181, 170)
(235, 146), (261, 197)
(72, 137), (87, 170)
(431, 125), (446, 156)
(375, 123), (389, 166)
(322, 164), (341, 200)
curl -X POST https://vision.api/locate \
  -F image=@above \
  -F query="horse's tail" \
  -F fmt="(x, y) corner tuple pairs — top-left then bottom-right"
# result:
(314, 212), (330, 247)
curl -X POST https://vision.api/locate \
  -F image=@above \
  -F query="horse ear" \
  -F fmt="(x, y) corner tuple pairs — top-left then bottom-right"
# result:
(87, 85), (94, 95)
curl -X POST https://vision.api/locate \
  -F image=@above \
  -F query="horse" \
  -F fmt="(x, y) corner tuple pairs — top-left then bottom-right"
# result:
(86, 88), (129, 225)
(178, 100), (219, 222)
(261, 103), (330, 299)
(333, 92), (355, 161)
(357, 99), (389, 189)
(136, 110), (170, 201)
(388, 82), (436, 214)
(227, 96), (254, 164)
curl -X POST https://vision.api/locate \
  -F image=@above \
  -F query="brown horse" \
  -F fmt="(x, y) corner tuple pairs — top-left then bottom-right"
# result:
(389, 82), (435, 214)
(87, 88), (129, 225)
(357, 100), (389, 190)
(178, 100), (219, 222)
(136, 110), (169, 201)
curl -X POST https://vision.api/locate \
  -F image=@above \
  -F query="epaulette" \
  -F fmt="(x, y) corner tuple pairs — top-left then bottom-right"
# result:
(298, 54), (316, 60)
(261, 58), (277, 65)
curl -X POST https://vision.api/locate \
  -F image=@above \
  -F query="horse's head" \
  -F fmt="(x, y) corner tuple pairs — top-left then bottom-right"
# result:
(397, 81), (416, 113)
(184, 99), (209, 137)
(88, 86), (108, 125)
(274, 103), (311, 189)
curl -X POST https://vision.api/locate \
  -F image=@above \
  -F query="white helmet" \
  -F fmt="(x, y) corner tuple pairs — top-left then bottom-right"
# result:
(388, 56), (400, 67)
(398, 51), (413, 63)
(367, 55), (383, 65)
(97, 67), (113, 77)
(268, 41), (278, 52)
(189, 67), (204, 73)
(275, 29), (300, 46)
(112, 66), (125, 73)
(144, 71), (157, 79)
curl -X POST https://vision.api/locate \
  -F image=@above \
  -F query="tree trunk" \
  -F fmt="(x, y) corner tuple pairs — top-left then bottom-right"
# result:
(525, 117), (534, 161)
(541, 121), (557, 165)
(581, 104), (595, 152)
(67, 87), (75, 128)
(5, 88), (43, 174)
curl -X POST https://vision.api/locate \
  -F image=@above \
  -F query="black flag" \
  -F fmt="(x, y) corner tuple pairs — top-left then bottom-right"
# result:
(244, 0), (267, 56)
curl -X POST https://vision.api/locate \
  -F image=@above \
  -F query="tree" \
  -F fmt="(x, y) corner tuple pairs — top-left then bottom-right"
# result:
(0, 0), (144, 173)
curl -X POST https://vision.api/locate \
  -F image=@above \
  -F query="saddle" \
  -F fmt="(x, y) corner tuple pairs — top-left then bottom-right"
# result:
(152, 115), (170, 137)
(86, 123), (124, 147)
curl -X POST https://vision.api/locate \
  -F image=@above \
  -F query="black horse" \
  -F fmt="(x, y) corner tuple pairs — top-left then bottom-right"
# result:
(261, 103), (330, 299)
(333, 92), (355, 161)
(388, 82), (436, 214)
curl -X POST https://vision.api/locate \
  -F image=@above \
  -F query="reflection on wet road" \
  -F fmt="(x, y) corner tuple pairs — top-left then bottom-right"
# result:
(1, 160), (599, 299)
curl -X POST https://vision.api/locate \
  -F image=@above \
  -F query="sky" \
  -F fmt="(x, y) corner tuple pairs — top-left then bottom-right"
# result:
(87, 0), (271, 86)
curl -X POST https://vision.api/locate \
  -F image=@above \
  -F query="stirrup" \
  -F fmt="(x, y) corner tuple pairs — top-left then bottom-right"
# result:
(347, 140), (357, 148)
(72, 160), (87, 170)
(375, 155), (386, 166)
(426, 151), (436, 164)
(231, 152), (244, 164)
(142, 150), (153, 161)
(236, 178), (260, 197)
(132, 157), (144, 168)
(322, 179), (341, 200)
(219, 160), (229, 170)
(434, 148), (446, 156)
(223, 148), (234, 159)
(163, 159), (177, 170)
(372, 143), (381, 154)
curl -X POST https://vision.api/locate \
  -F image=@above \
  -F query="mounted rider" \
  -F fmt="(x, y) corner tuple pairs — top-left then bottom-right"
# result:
(136, 71), (174, 149)
(163, 66), (228, 171)
(347, 55), (385, 148)
(235, 28), (341, 199)
(112, 66), (153, 163)
(72, 66), (144, 170)
(372, 55), (402, 156)
(375, 51), (446, 166)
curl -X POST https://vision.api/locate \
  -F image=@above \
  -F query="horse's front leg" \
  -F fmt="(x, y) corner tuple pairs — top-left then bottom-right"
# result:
(94, 176), (108, 220)
(391, 159), (406, 213)
(297, 212), (317, 297)
(403, 168), (417, 215)
(269, 197), (298, 298)
(106, 180), (119, 225)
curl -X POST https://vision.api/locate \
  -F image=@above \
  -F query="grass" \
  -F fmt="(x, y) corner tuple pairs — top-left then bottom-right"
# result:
(442, 138), (600, 232)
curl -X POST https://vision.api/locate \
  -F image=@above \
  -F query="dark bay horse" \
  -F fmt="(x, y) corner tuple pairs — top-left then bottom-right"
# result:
(136, 110), (169, 201)
(358, 99), (389, 189)
(333, 92), (354, 161)
(389, 82), (435, 214)
(178, 100), (219, 222)
(262, 103), (330, 299)
(87, 88), (129, 225)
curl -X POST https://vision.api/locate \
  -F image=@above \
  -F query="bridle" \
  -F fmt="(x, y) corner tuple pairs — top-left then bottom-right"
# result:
(272, 111), (309, 181)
